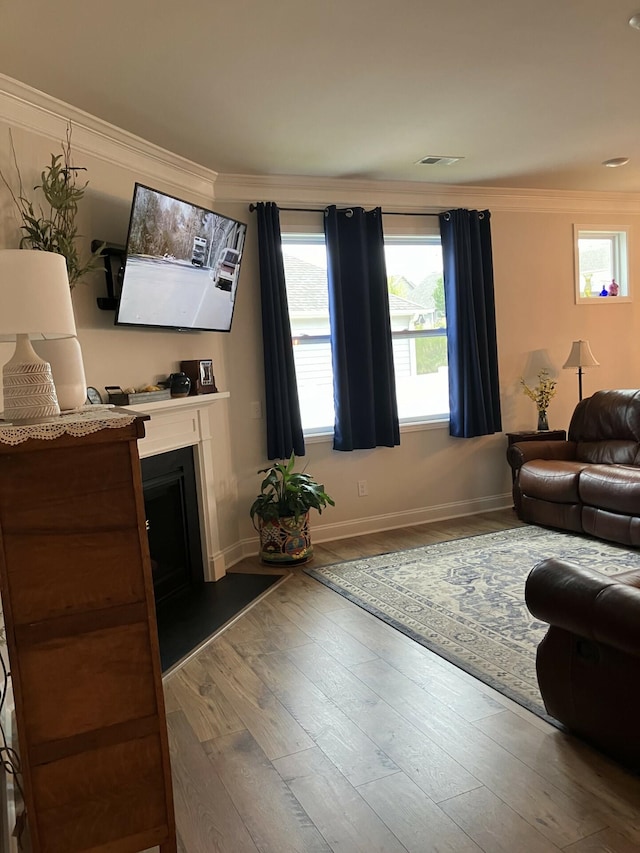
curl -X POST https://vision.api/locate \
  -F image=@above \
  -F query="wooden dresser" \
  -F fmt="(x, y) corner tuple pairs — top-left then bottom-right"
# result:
(0, 410), (176, 852)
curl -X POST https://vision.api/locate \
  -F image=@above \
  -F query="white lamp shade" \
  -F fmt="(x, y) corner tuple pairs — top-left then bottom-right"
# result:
(0, 250), (76, 339)
(562, 340), (600, 369)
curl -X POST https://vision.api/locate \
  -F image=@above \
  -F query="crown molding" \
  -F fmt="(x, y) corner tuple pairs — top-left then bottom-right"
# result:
(2, 74), (640, 216)
(0, 74), (218, 201)
(215, 172), (640, 215)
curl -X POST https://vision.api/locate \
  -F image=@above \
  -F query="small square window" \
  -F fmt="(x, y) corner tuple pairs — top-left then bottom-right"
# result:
(573, 225), (631, 304)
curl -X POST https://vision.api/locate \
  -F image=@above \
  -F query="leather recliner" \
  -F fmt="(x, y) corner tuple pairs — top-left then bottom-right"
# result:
(507, 389), (640, 546)
(526, 556), (640, 767)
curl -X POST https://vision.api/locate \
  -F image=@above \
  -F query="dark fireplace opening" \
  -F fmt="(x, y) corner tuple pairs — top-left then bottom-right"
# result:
(140, 447), (283, 672)
(141, 446), (204, 608)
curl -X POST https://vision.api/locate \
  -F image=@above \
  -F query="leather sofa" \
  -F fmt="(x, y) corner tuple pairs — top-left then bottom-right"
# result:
(526, 557), (640, 767)
(507, 389), (640, 546)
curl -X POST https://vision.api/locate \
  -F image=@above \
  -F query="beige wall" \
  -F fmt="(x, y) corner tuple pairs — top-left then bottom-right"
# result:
(2, 87), (639, 563)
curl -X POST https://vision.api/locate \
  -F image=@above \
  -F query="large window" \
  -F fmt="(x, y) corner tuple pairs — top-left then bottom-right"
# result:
(282, 226), (447, 433)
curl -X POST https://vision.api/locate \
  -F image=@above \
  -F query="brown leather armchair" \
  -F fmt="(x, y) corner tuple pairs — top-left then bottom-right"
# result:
(525, 557), (640, 767)
(508, 389), (640, 546)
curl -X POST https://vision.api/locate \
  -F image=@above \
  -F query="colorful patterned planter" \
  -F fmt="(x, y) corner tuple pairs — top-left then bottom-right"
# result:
(258, 513), (313, 564)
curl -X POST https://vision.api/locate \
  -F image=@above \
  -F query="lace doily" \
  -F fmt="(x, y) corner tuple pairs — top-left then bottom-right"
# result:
(0, 407), (139, 446)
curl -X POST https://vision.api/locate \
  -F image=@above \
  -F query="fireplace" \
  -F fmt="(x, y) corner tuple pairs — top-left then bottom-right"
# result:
(141, 447), (204, 606)
(125, 394), (233, 580)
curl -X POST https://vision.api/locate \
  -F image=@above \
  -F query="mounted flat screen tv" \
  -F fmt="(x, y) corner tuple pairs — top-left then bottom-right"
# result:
(115, 183), (247, 332)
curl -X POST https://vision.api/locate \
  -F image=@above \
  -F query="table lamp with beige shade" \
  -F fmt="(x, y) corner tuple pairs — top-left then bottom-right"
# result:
(0, 249), (86, 421)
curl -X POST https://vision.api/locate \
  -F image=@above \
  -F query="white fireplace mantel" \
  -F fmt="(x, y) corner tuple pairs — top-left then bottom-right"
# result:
(123, 393), (231, 581)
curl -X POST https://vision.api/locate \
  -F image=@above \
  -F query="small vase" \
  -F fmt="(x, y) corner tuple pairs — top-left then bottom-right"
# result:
(168, 372), (191, 398)
(537, 411), (549, 431)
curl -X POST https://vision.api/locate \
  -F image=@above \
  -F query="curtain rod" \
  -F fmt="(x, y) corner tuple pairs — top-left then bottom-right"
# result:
(248, 203), (439, 217)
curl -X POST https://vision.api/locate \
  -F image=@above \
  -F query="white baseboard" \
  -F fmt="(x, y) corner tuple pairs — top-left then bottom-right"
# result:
(229, 492), (512, 565)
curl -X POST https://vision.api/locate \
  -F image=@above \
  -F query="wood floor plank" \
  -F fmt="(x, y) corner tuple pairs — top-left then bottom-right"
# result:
(166, 710), (259, 853)
(285, 570), (357, 613)
(197, 635), (315, 760)
(286, 643), (482, 803)
(273, 746), (407, 853)
(268, 583), (379, 667)
(357, 771), (483, 853)
(439, 785), (562, 853)
(474, 709), (640, 844)
(350, 656), (606, 848)
(162, 678), (182, 714)
(563, 827), (640, 853)
(217, 607), (285, 657)
(205, 730), (332, 853)
(166, 656), (245, 742)
(246, 648), (400, 786)
(323, 601), (505, 721)
(242, 596), (313, 650)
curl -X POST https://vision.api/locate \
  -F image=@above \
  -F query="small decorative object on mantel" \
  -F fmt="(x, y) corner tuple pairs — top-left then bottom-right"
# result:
(520, 368), (557, 431)
(168, 372), (191, 398)
(105, 385), (171, 405)
(180, 359), (218, 395)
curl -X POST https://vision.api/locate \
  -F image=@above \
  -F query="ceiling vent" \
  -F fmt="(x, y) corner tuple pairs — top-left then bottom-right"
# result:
(416, 155), (464, 166)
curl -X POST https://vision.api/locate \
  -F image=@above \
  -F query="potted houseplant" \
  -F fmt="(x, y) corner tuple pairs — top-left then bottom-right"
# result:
(249, 453), (334, 564)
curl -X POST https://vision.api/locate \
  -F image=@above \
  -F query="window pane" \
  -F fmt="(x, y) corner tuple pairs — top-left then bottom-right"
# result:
(578, 237), (614, 296)
(282, 238), (334, 432)
(575, 227), (628, 300)
(282, 233), (449, 433)
(385, 238), (448, 421)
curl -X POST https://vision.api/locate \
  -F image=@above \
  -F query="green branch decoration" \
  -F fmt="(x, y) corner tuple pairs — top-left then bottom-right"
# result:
(0, 126), (104, 290)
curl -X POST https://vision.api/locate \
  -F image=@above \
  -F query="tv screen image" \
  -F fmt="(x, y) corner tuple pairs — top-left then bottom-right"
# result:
(115, 183), (247, 332)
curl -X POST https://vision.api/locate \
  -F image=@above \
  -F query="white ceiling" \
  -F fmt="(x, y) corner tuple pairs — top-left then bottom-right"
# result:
(2, 0), (640, 192)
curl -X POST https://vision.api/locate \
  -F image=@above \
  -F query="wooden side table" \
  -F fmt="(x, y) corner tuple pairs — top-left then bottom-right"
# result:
(506, 429), (567, 447)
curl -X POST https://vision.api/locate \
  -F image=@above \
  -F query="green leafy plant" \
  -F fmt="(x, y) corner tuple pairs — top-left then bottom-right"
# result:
(249, 453), (335, 527)
(0, 127), (104, 289)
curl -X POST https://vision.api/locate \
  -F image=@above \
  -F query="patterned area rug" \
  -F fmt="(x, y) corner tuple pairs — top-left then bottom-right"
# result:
(304, 526), (640, 723)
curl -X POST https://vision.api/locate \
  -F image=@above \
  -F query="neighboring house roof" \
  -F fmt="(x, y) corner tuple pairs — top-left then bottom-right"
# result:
(406, 272), (442, 308)
(283, 255), (425, 316)
(283, 256), (329, 314)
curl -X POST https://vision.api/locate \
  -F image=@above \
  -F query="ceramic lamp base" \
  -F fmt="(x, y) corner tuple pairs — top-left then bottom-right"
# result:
(2, 334), (60, 421)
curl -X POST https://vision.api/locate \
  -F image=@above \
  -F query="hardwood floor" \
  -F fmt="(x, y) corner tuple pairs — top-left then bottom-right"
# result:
(162, 510), (640, 853)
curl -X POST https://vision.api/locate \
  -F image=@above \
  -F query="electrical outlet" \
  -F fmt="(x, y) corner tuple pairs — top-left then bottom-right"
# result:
(250, 401), (262, 419)
(357, 479), (368, 497)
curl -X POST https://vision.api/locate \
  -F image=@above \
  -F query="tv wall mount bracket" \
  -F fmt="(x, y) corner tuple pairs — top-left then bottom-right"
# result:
(93, 240), (125, 311)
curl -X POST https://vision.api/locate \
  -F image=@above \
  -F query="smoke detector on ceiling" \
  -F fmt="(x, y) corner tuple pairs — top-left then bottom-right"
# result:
(602, 157), (630, 167)
(416, 155), (464, 166)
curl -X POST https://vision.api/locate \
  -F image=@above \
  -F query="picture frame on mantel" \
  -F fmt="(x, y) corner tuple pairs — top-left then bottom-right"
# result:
(573, 224), (632, 305)
(180, 359), (218, 395)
